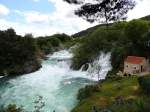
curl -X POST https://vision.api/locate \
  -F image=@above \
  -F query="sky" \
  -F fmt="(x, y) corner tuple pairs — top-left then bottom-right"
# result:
(0, 0), (150, 36)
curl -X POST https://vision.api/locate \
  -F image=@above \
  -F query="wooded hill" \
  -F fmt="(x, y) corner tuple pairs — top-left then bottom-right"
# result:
(72, 15), (150, 38)
(0, 29), (72, 76)
(71, 19), (150, 75)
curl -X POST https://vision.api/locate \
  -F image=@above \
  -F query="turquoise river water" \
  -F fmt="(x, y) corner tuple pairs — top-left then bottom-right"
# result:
(0, 50), (98, 112)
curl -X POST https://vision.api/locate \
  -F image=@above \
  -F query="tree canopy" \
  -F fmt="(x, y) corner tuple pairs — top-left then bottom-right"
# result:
(71, 20), (150, 73)
(0, 29), (40, 75)
(64, 0), (136, 24)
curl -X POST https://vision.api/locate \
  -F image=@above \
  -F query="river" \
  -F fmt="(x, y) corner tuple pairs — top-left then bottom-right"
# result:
(0, 50), (111, 112)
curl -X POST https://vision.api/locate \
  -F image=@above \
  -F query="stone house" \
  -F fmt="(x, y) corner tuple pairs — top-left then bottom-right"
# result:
(123, 56), (150, 75)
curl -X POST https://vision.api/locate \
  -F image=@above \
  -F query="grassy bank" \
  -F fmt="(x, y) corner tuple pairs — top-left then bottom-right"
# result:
(72, 76), (150, 112)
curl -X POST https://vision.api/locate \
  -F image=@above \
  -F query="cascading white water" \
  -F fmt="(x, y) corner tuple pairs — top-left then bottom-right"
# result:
(80, 52), (112, 81)
(0, 50), (111, 112)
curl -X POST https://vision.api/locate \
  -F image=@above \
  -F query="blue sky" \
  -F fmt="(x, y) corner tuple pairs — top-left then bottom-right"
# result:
(0, 0), (150, 36)
(0, 0), (55, 13)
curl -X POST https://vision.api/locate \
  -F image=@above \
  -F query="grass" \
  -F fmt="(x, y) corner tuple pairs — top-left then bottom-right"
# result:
(72, 76), (144, 112)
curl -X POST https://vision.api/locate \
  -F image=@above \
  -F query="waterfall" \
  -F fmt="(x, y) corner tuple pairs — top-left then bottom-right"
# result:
(0, 50), (111, 112)
(81, 52), (112, 81)
(0, 49), (94, 112)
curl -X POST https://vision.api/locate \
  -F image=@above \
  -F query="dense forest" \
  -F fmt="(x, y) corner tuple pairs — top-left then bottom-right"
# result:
(72, 15), (150, 38)
(0, 29), (41, 76)
(0, 28), (72, 76)
(71, 20), (150, 75)
(36, 33), (71, 55)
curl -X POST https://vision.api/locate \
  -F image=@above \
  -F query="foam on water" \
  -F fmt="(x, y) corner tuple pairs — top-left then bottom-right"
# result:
(0, 50), (111, 112)
(80, 52), (112, 81)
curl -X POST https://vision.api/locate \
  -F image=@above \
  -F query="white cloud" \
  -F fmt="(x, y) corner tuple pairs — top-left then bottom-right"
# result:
(0, 4), (10, 16)
(47, 0), (96, 34)
(11, 0), (96, 36)
(14, 10), (50, 23)
(0, 18), (59, 36)
(128, 0), (150, 20)
(24, 11), (50, 23)
(1, 0), (150, 37)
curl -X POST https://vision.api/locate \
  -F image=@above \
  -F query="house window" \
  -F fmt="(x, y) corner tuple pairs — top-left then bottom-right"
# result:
(126, 65), (128, 68)
(134, 67), (136, 69)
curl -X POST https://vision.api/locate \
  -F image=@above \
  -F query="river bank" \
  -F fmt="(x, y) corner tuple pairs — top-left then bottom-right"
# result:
(71, 76), (150, 112)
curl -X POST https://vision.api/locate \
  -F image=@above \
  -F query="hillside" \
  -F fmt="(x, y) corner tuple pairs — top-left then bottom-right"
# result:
(72, 24), (110, 38)
(72, 15), (150, 38)
(141, 15), (150, 21)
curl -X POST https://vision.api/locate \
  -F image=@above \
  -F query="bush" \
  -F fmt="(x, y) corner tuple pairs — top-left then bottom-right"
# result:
(36, 37), (52, 54)
(99, 98), (150, 112)
(77, 84), (100, 101)
(107, 75), (123, 81)
(138, 76), (150, 94)
(0, 104), (23, 112)
(52, 33), (71, 42)
(0, 29), (40, 75)
(47, 37), (61, 47)
(36, 33), (71, 55)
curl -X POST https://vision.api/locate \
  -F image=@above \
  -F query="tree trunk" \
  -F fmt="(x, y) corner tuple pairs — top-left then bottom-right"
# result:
(104, 10), (109, 29)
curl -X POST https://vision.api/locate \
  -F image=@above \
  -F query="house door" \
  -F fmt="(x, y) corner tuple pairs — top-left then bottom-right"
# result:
(141, 65), (143, 72)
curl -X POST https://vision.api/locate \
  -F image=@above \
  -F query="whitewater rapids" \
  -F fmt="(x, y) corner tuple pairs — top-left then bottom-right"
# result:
(0, 50), (111, 112)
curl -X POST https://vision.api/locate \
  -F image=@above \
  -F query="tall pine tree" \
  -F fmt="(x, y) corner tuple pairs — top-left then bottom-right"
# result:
(64, 0), (136, 25)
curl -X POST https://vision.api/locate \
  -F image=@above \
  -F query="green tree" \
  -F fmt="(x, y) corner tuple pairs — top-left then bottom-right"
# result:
(125, 20), (149, 43)
(0, 29), (41, 76)
(64, 0), (135, 25)
(138, 76), (150, 94)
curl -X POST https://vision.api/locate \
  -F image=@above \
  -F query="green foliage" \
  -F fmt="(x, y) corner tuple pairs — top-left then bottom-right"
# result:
(77, 84), (100, 101)
(138, 76), (150, 94)
(141, 15), (150, 21)
(47, 37), (60, 47)
(72, 22), (125, 70)
(52, 33), (71, 42)
(0, 104), (23, 112)
(72, 77), (150, 112)
(104, 98), (150, 112)
(64, 0), (135, 25)
(106, 75), (123, 81)
(0, 29), (40, 75)
(0, 29), (72, 76)
(125, 20), (149, 42)
(72, 20), (150, 72)
(36, 37), (52, 55)
(36, 33), (71, 55)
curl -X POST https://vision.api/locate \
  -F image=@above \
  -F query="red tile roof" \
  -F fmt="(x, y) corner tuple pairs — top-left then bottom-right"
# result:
(125, 56), (145, 64)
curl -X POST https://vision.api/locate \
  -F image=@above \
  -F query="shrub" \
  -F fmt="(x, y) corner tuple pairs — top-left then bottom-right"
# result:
(107, 75), (123, 82)
(52, 33), (71, 42)
(0, 104), (23, 112)
(138, 76), (150, 94)
(77, 84), (100, 101)
(47, 37), (61, 47)
(0, 29), (40, 75)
